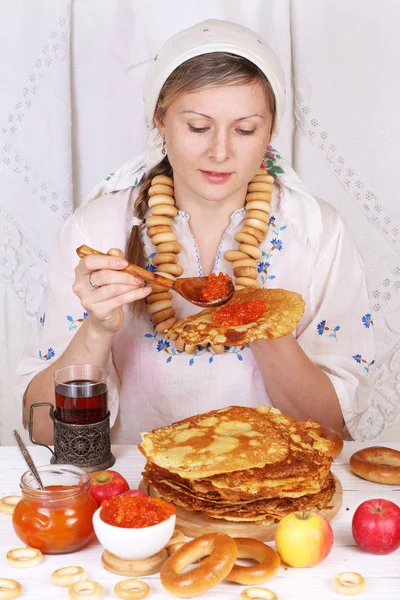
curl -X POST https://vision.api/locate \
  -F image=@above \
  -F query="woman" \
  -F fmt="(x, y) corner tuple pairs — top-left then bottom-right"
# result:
(15, 19), (375, 444)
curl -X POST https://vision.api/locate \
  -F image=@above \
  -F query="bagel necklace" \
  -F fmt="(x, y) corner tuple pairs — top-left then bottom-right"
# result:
(145, 167), (274, 354)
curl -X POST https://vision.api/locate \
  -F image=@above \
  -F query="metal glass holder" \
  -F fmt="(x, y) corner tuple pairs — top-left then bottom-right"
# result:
(29, 402), (115, 472)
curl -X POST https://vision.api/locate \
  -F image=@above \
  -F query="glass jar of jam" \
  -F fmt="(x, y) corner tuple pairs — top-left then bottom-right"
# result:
(13, 465), (97, 554)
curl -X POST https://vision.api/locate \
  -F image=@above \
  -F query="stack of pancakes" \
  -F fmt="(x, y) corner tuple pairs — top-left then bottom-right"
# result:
(139, 406), (336, 524)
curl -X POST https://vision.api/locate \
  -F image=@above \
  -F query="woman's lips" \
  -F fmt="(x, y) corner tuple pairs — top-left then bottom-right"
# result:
(200, 170), (232, 184)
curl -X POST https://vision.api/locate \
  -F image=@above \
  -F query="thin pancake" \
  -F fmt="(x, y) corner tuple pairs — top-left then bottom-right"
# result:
(164, 288), (305, 346)
(139, 406), (289, 479)
(147, 474), (336, 522)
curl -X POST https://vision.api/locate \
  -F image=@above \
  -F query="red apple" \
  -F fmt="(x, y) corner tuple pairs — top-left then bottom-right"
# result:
(89, 469), (129, 505)
(120, 489), (147, 498)
(275, 511), (334, 567)
(352, 498), (400, 554)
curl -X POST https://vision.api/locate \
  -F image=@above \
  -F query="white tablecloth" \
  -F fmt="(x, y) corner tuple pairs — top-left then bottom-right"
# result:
(0, 443), (399, 599)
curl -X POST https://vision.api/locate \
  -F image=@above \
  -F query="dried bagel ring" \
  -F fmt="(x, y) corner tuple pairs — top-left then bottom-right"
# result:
(246, 210), (270, 223)
(0, 495), (20, 516)
(184, 343), (197, 354)
(152, 253), (179, 265)
(226, 538), (280, 585)
(245, 200), (272, 213)
(167, 542), (186, 556)
(238, 244), (262, 259)
(166, 530), (186, 548)
(68, 580), (104, 600)
(152, 307), (176, 325)
(224, 250), (249, 262)
(151, 231), (177, 245)
(256, 169), (274, 181)
(154, 317), (178, 333)
(0, 578), (22, 600)
(147, 225), (172, 237)
(160, 533), (237, 598)
(145, 215), (173, 227)
(231, 257), (258, 269)
(244, 218), (269, 232)
(332, 572), (365, 595)
(148, 194), (175, 208)
(151, 204), (178, 217)
(211, 344), (225, 354)
(349, 446), (400, 484)
(156, 263), (184, 276)
(246, 192), (272, 202)
(251, 174), (275, 183)
(241, 225), (266, 242)
(6, 548), (43, 569)
(235, 285), (245, 290)
(240, 588), (278, 600)
(235, 277), (262, 289)
(147, 299), (173, 315)
(148, 184), (174, 197)
(51, 566), (87, 587)
(156, 241), (182, 254)
(151, 175), (174, 186)
(175, 336), (186, 352)
(234, 266), (258, 279)
(248, 182), (273, 193)
(234, 232), (259, 246)
(147, 291), (173, 304)
(114, 578), (150, 600)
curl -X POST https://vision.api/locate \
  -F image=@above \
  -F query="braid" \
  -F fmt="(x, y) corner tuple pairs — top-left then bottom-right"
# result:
(126, 156), (172, 314)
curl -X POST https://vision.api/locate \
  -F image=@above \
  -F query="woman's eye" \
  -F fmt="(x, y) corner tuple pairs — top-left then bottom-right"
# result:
(237, 129), (255, 136)
(188, 124), (209, 133)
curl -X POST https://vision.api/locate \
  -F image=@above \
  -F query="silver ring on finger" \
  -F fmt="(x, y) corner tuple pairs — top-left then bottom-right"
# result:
(88, 272), (100, 290)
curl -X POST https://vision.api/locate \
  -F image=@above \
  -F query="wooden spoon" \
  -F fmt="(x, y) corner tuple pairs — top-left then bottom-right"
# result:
(76, 245), (235, 308)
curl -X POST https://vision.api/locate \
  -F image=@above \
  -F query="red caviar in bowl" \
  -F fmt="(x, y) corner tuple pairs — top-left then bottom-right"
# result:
(100, 494), (175, 528)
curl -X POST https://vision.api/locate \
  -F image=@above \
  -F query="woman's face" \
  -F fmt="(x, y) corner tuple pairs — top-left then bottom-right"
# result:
(155, 81), (273, 205)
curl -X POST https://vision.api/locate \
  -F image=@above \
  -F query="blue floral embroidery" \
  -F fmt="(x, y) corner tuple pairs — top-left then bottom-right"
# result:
(39, 347), (55, 361)
(317, 320), (340, 340)
(362, 313), (373, 328)
(353, 354), (375, 373)
(39, 313), (45, 327)
(144, 250), (156, 272)
(257, 261), (270, 273)
(145, 330), (248, 365)
(157, 339), (170, 352)
(257, 215), (286, 286)
(67, 312), (88, 331)
(270, 238), (283, 251)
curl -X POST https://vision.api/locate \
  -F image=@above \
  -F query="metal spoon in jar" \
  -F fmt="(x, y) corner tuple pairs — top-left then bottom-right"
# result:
(13, 430), (45, 490)
(76, 244), (235, 308)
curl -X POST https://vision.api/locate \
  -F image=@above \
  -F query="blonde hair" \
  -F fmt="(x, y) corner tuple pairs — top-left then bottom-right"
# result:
(127, 52), (276, 312)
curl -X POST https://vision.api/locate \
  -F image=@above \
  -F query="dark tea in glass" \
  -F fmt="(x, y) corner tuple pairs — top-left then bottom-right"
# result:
(53, 365), (108, 425)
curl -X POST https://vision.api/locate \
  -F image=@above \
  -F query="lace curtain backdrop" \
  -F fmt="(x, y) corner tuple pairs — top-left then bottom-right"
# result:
(0, 0), (398, 445)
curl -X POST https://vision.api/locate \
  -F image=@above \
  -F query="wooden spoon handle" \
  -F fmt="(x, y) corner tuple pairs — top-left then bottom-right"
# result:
(76, 245), (174, 290)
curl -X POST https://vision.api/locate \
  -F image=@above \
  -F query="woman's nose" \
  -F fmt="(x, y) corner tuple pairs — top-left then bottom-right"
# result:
(208, 130), (231, 163)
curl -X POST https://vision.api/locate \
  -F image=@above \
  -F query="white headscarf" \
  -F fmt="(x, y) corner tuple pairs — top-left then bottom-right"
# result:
(87, 19), (321, 245)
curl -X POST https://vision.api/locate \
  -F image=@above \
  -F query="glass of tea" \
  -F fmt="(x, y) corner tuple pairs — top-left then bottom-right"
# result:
(54, 364), (108, 425)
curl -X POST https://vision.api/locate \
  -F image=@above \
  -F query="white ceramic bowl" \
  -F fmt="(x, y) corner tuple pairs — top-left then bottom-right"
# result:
(92, 507), (176, 560)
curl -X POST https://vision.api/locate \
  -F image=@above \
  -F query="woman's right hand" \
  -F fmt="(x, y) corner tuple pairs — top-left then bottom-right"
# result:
(73, 248), (151, 333)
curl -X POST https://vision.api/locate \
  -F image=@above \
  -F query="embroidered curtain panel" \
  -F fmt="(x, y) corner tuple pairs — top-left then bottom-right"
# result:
(0, 0), (398, 444)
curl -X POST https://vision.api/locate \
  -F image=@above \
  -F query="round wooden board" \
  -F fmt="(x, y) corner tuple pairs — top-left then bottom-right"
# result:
(139, 474), (343, 542)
